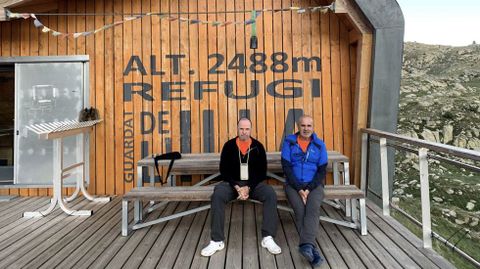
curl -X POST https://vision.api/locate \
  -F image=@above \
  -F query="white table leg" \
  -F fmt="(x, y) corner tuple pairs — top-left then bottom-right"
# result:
(24, 138), (93, 217)
(78, 133), (110, 203)
(64, 181), (80, 202)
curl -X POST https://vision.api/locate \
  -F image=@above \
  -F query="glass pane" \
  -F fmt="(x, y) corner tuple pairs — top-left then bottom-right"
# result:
(15, 62), (84, 185)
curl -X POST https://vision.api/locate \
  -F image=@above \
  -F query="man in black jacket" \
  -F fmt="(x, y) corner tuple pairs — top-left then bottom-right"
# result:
(201, 118), (282, 256)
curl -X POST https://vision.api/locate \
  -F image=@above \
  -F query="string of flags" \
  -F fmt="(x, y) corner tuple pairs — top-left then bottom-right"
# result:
(6, 3), (334, 39)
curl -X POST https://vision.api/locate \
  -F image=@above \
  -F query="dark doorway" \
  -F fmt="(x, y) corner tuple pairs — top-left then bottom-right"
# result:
(0, 65), (14, 184)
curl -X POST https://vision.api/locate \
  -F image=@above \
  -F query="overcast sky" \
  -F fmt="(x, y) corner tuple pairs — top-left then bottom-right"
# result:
(396, 0), (480, 46)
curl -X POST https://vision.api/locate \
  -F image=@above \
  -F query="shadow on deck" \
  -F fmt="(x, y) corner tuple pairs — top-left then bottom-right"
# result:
(0, 196), (455, 268)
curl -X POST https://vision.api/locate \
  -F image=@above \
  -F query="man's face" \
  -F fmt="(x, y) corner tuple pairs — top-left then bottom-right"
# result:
(237, 119), (252, 141)
(299, 117), (314, 139)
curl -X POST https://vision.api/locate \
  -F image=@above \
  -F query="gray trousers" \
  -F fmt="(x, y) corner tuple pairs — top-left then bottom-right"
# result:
(285, 184), (324, 246)
(210, 181), (278, 241)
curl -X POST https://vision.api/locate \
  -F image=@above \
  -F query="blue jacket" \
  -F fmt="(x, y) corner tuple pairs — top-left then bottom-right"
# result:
(281, 132), (328, 191)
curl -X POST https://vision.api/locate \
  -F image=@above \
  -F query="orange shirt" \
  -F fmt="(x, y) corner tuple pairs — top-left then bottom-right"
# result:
(236, 137), (252, 155)
(297, 136), (310, 153)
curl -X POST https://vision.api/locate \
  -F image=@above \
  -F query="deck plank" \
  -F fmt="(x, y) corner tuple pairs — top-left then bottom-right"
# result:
(0, 197), (457, 269)
(0, 196), (24, 211)
(123, 203), (179, 268)
(242, 202), (259, 269)
(66, 201), (139, 269)
(225, 203), (243, 269)
(366, 201), (456, 269)
(319, 208), (367, 269)
(172, 203), (210, 269)
(325, 205), (403, 269)
(138, 202), (191, 268)
(0, 197), (50, 230)
(0, 196), (37, 214)
(0, 197), (48, 227)
(366, 206), (441, 269)
(364, 210), (421, 268)
(13, 198), (117, 268)
(34, 198), (123, 269)
(0, 197), (88, 256)
(0, 198), (96, 268)
(323, 206), (386, 268)
(156, 202), (203, 269)
(104, 202), (174, 269)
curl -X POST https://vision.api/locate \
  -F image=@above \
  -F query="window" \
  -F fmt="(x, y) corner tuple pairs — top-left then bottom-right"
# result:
(0, 56), (89, 186)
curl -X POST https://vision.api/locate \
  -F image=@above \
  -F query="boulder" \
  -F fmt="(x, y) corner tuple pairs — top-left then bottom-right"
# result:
(449, 210), (457, 218)
(454, 137), (468, 148)
(467, 138), (480, 151)
(443, 125), (454, 144)
(422, 129), (437, 142)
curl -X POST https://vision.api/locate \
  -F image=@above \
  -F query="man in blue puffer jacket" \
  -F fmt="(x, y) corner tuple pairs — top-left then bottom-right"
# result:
(281, 115), (328, 267)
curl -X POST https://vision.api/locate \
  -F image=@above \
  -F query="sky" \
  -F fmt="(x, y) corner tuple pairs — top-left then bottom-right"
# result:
(396, 0), (480, 46)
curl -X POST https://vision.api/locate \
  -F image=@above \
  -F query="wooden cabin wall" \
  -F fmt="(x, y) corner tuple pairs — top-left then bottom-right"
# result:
(0, 0), (358, 196)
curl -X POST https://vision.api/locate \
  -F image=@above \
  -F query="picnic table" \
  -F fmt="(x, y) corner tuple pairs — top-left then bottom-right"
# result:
(122, 151), (366, 236)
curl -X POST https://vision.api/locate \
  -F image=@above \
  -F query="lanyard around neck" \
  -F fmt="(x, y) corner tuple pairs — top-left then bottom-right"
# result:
(238, 147), (250, 164)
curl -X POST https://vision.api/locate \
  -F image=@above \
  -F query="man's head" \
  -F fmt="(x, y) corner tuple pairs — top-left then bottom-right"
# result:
(237, 118), (252, 141)
(297, 115), (314, 140)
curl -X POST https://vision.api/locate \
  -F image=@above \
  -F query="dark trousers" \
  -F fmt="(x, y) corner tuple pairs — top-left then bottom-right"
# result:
(210, 181), (278, 241)
(285, 184), (324, 246)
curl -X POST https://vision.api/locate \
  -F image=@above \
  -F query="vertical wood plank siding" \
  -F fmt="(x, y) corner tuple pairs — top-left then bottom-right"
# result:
(0, 0), (361, 195)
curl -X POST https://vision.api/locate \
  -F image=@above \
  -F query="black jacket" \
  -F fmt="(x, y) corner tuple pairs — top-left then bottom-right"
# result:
(219, 137), (267, 190)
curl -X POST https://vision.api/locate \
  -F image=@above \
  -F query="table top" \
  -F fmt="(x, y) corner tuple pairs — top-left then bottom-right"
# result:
(138, 151), (348, 175)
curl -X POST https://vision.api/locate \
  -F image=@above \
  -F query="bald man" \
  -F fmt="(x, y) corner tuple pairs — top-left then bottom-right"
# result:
(281, 115), (328, 267)
(201, 118), (281, 256)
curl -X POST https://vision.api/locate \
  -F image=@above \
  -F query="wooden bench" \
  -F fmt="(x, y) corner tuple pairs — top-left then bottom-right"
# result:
(122, 151), (367, 236)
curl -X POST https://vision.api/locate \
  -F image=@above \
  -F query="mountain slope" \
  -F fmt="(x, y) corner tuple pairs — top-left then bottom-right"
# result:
(398, 42), (480, 150)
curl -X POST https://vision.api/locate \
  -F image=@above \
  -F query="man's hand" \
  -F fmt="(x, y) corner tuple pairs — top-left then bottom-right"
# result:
(298, 189), (310, 205)
(235, 185), (250, 200)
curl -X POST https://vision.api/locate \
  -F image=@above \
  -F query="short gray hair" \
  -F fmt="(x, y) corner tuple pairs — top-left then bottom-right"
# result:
(237, 117), (252, 127)
(297, 115), (313, 126)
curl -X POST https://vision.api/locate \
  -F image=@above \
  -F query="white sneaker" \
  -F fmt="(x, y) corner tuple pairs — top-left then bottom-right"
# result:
(261, 236), (282, 254)
(201, 240), (225, 256)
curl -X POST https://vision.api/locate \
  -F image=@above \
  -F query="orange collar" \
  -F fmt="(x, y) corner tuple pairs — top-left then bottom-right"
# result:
(297, 136), (310, 153)
(236, 137), (252, 155)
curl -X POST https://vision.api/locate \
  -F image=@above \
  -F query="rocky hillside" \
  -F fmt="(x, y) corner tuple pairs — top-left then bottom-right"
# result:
(398, 42), (480, 150)
(394, 42), (480, 265)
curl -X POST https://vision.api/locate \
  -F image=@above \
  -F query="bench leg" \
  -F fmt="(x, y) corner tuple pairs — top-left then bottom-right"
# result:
(122, 199), (129, 236)
(344, 162), (351, 217)
(351, 199), (358, 224)
(359, 198), (367, 235)
(134, 200), (143, 222)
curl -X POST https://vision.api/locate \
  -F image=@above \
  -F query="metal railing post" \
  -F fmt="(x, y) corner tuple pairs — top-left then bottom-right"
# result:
(361, 133), (368, 192)
(419, 147), (432, 248)
(380, 138), (390, 216)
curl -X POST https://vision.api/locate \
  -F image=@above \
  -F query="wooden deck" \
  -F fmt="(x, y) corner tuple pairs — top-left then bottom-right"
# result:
(0, 196), (455, 269)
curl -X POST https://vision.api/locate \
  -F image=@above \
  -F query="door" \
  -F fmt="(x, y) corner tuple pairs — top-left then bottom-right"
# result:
(14, 61), (88, 185)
